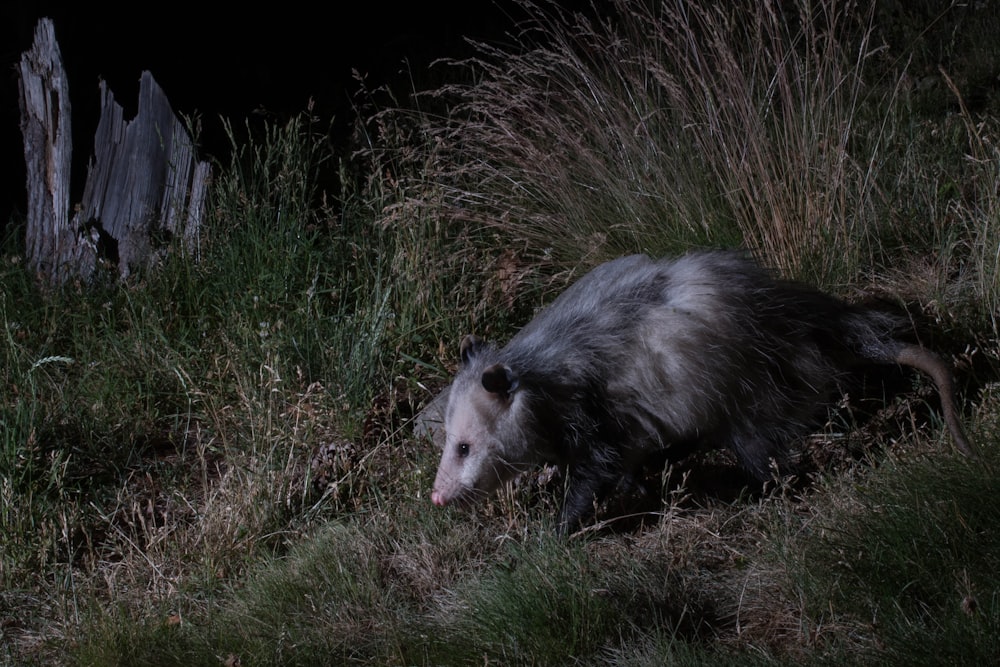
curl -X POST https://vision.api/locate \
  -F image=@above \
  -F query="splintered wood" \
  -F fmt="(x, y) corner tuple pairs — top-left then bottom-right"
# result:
(18, 18), (210, 284)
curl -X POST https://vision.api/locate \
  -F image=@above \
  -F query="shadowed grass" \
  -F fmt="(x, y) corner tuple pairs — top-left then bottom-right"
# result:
(773, 396), (1000, 664)
(70, 499), (726, 666)
(0, 111), (426, 663)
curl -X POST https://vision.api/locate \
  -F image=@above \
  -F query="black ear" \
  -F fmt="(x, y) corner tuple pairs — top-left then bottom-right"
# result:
(460, 334), (485, 365)
(481, 363), (519, 397)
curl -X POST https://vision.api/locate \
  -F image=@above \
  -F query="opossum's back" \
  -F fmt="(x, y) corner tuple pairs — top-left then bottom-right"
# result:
(505, 252), (758, 365)
(527, 252), (734, 317)
(502, 252), (851, 440)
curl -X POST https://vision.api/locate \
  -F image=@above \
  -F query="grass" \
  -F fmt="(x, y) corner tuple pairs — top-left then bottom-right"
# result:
(3, 0), (1000, 664)
(408, 0), (897, 282)
(775, 413), (1000, 665)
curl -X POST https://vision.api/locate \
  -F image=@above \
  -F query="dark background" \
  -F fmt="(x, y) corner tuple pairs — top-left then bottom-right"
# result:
(0, 1), (531, 231)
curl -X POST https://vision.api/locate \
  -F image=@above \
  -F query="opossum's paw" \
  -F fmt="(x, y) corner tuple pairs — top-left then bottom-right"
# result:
(613, 469), (653, 498)
(557, 479), (606, 535)
(728, 435), (788, 483)
(556, 498), (590, 536)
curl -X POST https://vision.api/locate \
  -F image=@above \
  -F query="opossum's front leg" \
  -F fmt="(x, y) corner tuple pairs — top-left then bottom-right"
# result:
(557, 460), (618, 535)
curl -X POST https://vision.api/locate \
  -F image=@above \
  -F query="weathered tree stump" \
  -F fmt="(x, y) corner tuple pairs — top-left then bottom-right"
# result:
(75, 71), (211, 278)
(17, 18), (95, 283)
(17, 17), (210, 284)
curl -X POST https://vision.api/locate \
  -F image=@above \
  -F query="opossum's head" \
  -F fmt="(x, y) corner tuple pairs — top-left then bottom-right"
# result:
(431, 335), (536, 509)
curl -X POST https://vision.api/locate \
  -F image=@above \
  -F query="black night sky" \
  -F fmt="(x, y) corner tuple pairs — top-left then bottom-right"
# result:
(0, 1), (532, 228)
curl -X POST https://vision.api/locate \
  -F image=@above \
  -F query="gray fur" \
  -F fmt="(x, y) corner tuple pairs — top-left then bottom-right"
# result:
(429, 251), (974, 532)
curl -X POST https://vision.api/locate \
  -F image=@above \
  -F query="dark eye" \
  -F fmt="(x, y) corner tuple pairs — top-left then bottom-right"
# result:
(457, 442), (470, 458)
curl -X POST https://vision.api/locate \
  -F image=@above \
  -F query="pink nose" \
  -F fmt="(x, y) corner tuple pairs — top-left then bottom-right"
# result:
(431, 491), (446, 507)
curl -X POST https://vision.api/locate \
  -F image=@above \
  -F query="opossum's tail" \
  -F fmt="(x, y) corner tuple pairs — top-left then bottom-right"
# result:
(893, 344), (978, 459)
(841, 309), (977, 459)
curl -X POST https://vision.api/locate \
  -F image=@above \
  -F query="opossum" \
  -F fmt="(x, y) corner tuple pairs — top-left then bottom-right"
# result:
(429, 251), (975, 533)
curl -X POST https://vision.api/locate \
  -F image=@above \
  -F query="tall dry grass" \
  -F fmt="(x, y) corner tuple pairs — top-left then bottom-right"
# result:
(396, 0), (892, 282)
(943, 78), (1000, 335)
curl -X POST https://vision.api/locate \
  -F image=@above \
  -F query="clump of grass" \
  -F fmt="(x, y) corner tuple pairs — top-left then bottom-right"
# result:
(351, 79), (564, 360)
(439, 536), (631, 663)
(398, 0), (895, 283)
(772, 398), (1000, 663)
(73, 494), (733, 666)
(942, 92), (1000, 337)
(864, 69), (1000, 339)
(0, 110), (432, 662)
(70, 498), (490, 666)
